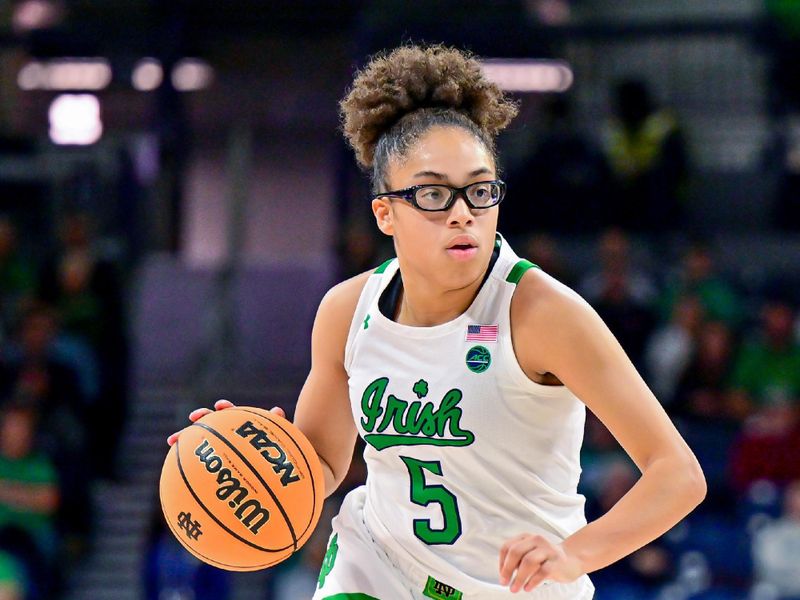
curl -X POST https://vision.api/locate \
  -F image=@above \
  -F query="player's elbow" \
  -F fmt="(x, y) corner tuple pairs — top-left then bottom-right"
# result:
(680, 455), (707, 508)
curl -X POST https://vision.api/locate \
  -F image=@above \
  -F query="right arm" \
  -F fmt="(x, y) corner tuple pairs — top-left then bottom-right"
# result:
(292, 271), (370, 497)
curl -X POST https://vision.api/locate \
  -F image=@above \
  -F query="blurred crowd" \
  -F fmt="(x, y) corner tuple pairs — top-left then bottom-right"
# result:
(1, 73), (799, 600)
(0, 213), (127, 600)
(566, 228), (800, 600)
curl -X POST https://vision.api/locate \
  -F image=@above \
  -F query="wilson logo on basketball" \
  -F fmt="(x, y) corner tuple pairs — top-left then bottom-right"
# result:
(235, 421), (301, 487)
(194, 440), (271, 534)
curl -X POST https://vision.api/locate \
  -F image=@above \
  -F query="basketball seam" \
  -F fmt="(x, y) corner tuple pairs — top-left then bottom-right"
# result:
(161, 486), (284, 570)
(236, 407), (320, 543)
(192, 421), (299, 552)
(174, 438), (294, 553)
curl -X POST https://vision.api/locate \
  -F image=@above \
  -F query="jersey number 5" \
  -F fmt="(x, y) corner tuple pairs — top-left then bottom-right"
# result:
(400, 456), (462, 545)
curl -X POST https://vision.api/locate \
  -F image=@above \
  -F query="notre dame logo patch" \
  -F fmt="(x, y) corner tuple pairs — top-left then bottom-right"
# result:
(423, 575), (463, 600)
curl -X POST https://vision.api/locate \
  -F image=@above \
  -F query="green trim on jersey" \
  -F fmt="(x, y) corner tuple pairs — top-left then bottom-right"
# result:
(506, 259), (539, 284)
(321, 594), (382, 600)
(374, 259), (394, 274)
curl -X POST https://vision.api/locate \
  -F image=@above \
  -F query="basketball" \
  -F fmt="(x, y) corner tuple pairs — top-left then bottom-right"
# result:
(159, 406), (324, 571)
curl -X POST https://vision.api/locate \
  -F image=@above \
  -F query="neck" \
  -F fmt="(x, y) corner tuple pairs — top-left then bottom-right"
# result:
(395, 263), (488, 327)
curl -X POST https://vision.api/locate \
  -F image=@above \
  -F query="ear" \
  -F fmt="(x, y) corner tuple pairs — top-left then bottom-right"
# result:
(372, 198), (394, 236)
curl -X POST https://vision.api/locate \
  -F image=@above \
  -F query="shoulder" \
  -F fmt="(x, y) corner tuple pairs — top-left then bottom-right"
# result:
(510, 267), (604, 374)
(312, 268), (375, 363)
(318, 268), (373, 321)
(511, 266), (592, 324)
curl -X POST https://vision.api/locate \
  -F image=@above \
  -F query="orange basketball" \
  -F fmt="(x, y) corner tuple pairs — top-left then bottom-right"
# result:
(159, 406), (324, 571)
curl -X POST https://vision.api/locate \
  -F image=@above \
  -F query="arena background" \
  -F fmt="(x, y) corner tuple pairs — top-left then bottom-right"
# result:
(0, 1), (799, 599)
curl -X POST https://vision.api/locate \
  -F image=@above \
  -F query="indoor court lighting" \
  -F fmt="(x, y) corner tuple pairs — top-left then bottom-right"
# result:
(48, 94), (103, 145)
(132, 58), (163, 91)
(171, 58), (213, 91)
(17, 62), (45, 90)
(480, 59), (574, 92)
(17, 58), (112, 91)
(12, 0), (63, 32)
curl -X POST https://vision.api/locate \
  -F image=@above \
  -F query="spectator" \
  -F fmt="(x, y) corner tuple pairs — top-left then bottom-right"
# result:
(0, 304), (91, 559)
(605, 78), (689, 231)
(673, 320), (737, 421)
(752, 480), (800, 598)
(659, 241), (742, 329)
(0, 551), (24, 600)
(730, 297), (800, 417)
(729, 404), (800, 491)
(579, 228), (657, 369)
(501, 95), (612, 235)
(0, 217), (36, 334)
(0, 305), (86, 440)
(524, 233), (576, 289)
(644, 294), (704, 405)
(0, 402), (59, 600)
(38, 212), (128, 479)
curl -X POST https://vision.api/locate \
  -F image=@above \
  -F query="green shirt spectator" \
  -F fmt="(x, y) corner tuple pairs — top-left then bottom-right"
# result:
(0, 452), (58, 544)
(731, 299), (800, 407)
(0, 404), (59, 551)
(732, 342), (800, 406)
(660, 242), (742, 327)
(0, 551), (24, 600)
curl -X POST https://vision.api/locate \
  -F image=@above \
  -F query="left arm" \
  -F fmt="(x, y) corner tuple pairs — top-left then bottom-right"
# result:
(500, 271), (706, 592)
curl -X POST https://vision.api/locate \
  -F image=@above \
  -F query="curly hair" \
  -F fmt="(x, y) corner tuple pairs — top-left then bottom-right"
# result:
(339, 43), (519, 193)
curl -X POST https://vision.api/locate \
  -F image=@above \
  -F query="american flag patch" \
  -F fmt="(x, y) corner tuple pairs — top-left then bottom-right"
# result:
(466, 324), (498, 342)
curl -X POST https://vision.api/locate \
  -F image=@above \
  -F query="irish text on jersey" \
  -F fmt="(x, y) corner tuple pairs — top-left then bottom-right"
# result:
(360, 377), (475, 450)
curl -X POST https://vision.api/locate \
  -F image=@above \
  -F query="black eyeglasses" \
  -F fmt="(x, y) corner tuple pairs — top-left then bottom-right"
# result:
(372, 179), (506, 212)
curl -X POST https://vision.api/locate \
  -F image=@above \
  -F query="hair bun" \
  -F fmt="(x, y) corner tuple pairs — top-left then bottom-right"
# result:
(340, 43), (519, 169)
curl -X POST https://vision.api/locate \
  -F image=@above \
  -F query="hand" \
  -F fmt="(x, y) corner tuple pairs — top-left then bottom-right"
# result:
(166, 399), (286, 446)
(499, 533), (584, 593)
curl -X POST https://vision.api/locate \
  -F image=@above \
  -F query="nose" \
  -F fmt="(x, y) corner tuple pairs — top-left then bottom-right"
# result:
(447, 192), (474, 227)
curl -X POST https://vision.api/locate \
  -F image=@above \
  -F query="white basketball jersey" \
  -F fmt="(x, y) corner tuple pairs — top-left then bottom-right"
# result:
(344, 234), (593, 595)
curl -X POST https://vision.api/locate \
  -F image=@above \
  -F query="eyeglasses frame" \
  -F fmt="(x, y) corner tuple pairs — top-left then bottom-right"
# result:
(371, 179), (506, 212)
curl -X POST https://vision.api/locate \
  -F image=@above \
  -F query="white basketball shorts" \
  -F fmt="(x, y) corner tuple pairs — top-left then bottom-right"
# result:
(312, 486), (594, 600)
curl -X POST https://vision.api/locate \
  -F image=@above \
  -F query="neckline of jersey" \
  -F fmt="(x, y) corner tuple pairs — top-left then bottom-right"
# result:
(369, 234), (506, 339)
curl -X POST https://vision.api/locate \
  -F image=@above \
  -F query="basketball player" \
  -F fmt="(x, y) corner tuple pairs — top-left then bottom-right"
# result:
(169, 44), (706, 599)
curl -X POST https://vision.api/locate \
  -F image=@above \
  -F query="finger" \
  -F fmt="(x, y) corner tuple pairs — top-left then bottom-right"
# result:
(499, 538), (539, 586)
(524, 561), (553, 592)
(499, 534), (528, 574)
(510, 549), (549, 593)
(270, 406), (286, 418)
(214, 399), (235, 410)
(166, 431), (181, 446)
(189, 408), (213, 422)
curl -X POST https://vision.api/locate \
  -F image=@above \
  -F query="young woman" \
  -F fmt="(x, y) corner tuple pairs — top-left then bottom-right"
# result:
(169, 44), (706, 599)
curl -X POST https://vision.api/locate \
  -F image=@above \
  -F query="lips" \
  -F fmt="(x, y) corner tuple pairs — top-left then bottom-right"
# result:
(446, 235), (478, 251)
(445, 235), (479, 261)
